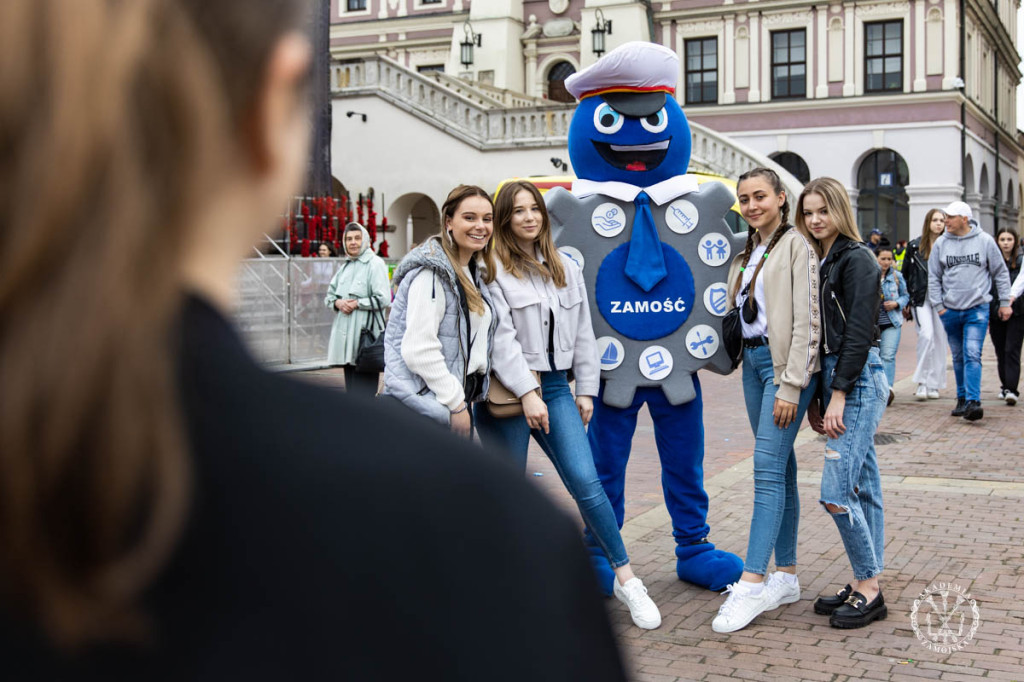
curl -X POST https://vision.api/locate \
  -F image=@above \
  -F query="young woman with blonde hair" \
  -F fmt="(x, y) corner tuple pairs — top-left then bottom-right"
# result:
(711, 168), (820, 633)
(478, 180), (662, 630)
(799, 178), (889, 629)
(902, 209), (948, 399)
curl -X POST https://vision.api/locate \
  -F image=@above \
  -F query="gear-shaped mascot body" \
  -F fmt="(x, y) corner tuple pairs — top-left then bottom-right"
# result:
(547, 42), (744, 593)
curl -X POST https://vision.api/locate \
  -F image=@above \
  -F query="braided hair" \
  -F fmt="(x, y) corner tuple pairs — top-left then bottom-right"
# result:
(731, 167), (791, 302)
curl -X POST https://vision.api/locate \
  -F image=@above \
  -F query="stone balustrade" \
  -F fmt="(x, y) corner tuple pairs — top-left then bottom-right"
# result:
(332, 56), (802, 192)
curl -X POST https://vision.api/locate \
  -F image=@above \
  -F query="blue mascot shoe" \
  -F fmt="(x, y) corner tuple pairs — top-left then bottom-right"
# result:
(675, 540), (742, 591)
(586, 543), (617, 597)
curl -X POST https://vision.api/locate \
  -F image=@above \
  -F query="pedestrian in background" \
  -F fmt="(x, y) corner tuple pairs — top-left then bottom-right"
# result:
(800, 178), (889, 630)
(0, 2), (627, 679)
(989, 227), (1024, 405)
(711, 168), (820, 634)
(382, 185), (497, 437)
(325, 222), (390, 396)
(928, 201), (1012, 421)
(876, 245), (909, 405)
(903, 209), (948, 400)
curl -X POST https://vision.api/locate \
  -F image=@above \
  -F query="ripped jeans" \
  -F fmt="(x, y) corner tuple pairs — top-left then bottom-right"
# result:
(820, 349), (887, 581)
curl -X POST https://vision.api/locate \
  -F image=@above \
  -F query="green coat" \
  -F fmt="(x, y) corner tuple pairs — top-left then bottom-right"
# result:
(325, 227), (391, 366)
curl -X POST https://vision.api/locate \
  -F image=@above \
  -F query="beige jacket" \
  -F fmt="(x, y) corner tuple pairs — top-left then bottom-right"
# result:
(726, 228), (821, 404)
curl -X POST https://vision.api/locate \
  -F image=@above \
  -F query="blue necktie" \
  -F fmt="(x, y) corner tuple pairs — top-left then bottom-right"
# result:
(624, 191), (667, 292)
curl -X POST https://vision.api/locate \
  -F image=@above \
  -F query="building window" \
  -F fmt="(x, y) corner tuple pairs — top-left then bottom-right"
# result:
(417, 64), (444, 74)
(771, 30), (806, 99)
(857, 149), (910, 243)
(346, 0), (367, 11)
(685, 38), (718, 104)
(769, 151), (811, 184)
(421, 0), (441, 3)
(865, 21), (903, 92)
(547, 61), (576, 103)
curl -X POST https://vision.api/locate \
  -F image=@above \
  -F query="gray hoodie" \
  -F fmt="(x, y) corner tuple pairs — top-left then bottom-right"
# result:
(928, 222), (1011, 312)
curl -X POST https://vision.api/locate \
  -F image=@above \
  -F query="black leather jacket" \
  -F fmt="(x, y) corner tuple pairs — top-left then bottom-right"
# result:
(902, 237), (929, 308)
(820, 235), (882, 394)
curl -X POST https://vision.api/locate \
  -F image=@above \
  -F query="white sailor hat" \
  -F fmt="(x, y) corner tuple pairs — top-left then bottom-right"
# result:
(565, 41), (678, 116)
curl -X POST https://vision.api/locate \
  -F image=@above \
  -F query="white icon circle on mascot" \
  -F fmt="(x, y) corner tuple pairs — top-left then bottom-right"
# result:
(597, 336), (625, 371)
(697, 232), (731, 266)
(665, 199), (699, 235)
(703, 282), (730, 317)
(685, 325), (720, 359)
(558, 246), (585, 271)
(639, 345), (673, 380)
(591, 203), (626, 238)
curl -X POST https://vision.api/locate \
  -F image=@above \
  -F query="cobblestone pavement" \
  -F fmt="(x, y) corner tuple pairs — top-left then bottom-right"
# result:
(301, 323), (1024, 681)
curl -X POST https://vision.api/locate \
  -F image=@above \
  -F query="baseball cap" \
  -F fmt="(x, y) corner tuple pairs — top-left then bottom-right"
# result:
(943, 201), (973, 220)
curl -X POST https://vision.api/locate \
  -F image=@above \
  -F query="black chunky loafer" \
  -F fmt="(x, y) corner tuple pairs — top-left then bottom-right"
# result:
(813, 584), (852, 615)
(829, 591), (887, 629)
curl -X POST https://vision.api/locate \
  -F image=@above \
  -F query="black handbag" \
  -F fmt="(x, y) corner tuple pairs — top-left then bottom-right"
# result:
(354, 293), (386, 373)
(721, 306), (743, 370)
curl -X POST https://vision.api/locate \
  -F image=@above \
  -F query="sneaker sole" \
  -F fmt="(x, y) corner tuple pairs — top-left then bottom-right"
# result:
(1007, 397), (1018, 406)
(830, 604), (888, 629)
(613, 589), (662, 630)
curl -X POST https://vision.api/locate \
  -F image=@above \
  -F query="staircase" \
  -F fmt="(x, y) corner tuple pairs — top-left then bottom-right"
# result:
(331, 56), (803, 196)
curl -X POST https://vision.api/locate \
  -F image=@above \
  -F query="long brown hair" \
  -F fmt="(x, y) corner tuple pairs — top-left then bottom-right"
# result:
(440, 185), (497, 314)
(795, 177), (861, 250)
(493, 181), (567, 288)
(731, 167), (791, 301)
(0, 0), (305, 647)
(919, 208), (945, 259)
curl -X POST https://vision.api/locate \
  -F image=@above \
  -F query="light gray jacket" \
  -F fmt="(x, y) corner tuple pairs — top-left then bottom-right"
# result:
(928, 223), (1010, 312)
(382, 238), (496, 424)
(487, 252), (600, 398)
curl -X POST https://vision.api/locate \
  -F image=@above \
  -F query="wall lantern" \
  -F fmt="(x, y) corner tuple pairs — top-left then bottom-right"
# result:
(460, 21), (482, 68)
(591, 9), (612, 57)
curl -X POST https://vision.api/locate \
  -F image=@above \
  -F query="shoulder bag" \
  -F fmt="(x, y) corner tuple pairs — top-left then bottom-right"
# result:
(354, 285), (386, 374)
(486, 371), (541, 418)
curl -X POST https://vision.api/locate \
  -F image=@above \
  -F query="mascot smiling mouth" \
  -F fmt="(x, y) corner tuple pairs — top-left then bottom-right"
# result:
(592, 138), (671, 172)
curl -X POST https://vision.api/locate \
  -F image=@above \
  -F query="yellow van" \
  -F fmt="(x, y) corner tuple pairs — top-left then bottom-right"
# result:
(495, 173), (749, 234)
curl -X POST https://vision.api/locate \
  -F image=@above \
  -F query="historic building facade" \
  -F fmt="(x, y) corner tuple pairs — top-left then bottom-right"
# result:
(330, 0), (1022, 257)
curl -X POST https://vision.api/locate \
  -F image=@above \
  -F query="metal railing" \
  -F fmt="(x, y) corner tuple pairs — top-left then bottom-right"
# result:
(234, 256), (343, 366)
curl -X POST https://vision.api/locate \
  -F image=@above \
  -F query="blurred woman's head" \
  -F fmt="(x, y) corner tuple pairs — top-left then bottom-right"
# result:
(0, 0), (310, 647)
(318, 242), (335, 258)
(492, 181), (566, 287)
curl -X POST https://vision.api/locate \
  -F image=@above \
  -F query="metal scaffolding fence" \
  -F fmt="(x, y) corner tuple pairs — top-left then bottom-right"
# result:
(234, 256), (341, 366)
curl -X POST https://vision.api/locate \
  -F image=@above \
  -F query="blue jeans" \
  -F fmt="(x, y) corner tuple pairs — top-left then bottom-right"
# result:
(939, 304), (989, 401)
(820, 350), (887, 581)
(741, 346), (819, 575)
(877, 325), (901, 388)
(476, 371), (630, 568)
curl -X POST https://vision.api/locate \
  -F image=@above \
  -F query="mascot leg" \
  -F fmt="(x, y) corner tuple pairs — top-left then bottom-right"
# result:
(583, 382), (643, 596)
(644, 378), (743, 591)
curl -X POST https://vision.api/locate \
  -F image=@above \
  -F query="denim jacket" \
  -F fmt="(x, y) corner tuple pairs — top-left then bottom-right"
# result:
(880, 268), (909, 328)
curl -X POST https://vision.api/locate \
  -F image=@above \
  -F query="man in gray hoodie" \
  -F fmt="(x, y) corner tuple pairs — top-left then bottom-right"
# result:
(928, 201), (1012, 421)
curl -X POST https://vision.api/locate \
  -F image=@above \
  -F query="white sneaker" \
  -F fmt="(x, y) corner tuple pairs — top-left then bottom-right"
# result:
(613, 577), (661, 629)
(998, 389), (1007, 400)
(927, 389), (940, 400)
(915, 384), (928, 401)
(711, 582), (776, 633)
(1006, 391), (1019, 406)
(764, 572), (801, 610)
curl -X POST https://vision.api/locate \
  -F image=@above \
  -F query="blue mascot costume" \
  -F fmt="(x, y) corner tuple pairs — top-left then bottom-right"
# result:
(547, 42), (745, 593)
